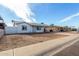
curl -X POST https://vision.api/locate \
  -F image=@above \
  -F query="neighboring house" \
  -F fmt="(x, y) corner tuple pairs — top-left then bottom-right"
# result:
(0, 16), (5, 38)
(45, 26), (61, 32)
(45, 26), (72, 32)
(5, 20), (48, 34)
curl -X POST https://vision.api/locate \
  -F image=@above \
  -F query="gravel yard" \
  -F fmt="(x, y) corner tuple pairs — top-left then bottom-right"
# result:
(0, 33), (68, 52)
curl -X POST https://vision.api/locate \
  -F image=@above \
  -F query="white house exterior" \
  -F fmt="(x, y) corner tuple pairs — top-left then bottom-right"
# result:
(5, 21), (48, 34)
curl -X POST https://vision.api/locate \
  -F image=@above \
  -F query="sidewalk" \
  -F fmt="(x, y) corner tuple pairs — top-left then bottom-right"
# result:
(0, 34), (79, 56)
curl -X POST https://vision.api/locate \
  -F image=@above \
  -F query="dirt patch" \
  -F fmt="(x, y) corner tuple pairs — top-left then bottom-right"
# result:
(0, 33), (68, 52)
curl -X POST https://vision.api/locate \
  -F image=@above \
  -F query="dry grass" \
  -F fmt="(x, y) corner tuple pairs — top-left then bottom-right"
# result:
(0, 33), (67, 52)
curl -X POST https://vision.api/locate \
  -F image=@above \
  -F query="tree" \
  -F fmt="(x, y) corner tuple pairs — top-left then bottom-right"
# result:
(41, 22), (44, 24)
(50, 24), (54, 27)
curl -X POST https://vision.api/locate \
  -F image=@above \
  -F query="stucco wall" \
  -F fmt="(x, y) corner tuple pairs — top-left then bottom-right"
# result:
(5, 23), (33, 34)
(5, 27), (17, 34)
(16, 23), (33, 33)
(32, 26), (44, 33)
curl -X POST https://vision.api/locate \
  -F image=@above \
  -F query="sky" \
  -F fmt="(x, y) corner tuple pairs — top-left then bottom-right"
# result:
(0, 2), (79, 28)
(29, 3), (79, 28)
(0, 0), (36, 26)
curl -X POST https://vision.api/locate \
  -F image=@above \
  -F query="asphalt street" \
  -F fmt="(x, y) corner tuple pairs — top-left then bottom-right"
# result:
(55, 38), (79, 56)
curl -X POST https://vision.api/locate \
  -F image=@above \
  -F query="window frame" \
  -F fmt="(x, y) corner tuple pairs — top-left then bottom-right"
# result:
(0, 23), (4, 29)
(37, 26), (42, 30)
(22, 25), (27, 30)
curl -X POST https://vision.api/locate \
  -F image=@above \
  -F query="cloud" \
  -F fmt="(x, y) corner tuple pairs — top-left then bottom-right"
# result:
(60, 13), (79, 23)
(0, 0), (36, 23)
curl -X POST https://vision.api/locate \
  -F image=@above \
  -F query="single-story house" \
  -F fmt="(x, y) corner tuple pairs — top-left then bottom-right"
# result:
(5, 20), (48, 34)
(45, 26), (62, 32)
(45, 26), (72, 32)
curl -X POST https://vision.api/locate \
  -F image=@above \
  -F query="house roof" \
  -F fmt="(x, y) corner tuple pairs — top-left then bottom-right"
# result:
(12, 20), (49, 27)
(27, 22), (48, 27)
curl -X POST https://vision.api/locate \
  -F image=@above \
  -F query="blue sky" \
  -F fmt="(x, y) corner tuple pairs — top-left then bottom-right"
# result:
(29, 3), (79, 27)
(0, 5), (20, 26)
(0, 3), (79, 27)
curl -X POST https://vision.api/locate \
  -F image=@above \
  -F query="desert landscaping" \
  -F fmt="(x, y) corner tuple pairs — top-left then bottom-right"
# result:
(0, 32), (68, 52)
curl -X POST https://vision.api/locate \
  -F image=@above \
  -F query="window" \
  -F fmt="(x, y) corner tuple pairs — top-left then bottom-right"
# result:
(22, 25), (27, 30)
(37, 26), (41, 30)
(0, 23), (4, 29)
